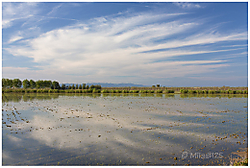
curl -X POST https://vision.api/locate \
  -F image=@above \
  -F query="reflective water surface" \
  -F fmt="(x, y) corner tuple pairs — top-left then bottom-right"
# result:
(2, 93), (248, 165)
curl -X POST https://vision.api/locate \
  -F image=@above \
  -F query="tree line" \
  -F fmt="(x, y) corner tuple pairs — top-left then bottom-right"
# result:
(2, 78), (247, 95)
(2, 78), (101, 90)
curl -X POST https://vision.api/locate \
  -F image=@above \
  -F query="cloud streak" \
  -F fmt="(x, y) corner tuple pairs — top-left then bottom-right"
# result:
(2, 2), (39, 28)
(3, 10), (247, 84)
(174, 2), (203, 9)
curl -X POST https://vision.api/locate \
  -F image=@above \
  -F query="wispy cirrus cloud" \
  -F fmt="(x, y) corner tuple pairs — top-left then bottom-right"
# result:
(2, 2), (39, 28)
(47, 3), (63, 16)
(173, 2), (203, 9)
(7, 35), (23, 44)
(3, 11), (247, 84)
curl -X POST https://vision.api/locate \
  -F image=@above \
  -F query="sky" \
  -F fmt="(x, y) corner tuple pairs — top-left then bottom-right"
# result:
(2, 2), (248, 86)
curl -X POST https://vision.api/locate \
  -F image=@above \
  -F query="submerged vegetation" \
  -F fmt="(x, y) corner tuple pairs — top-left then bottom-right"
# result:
(2, 78), (248, 94)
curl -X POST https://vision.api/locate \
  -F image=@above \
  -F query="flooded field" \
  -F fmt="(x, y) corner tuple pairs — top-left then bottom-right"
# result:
(2, 93), (248, 165)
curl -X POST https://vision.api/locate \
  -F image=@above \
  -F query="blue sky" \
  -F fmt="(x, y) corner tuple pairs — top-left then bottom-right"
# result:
(2, 2), (248, 86)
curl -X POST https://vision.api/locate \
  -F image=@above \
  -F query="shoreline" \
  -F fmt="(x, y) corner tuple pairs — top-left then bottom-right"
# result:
(2, 88), (248, 95)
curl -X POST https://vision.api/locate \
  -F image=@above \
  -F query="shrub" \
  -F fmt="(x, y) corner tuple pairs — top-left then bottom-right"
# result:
(87, 89), (92, 93)
(180, 89), (188, 94)
(43, 89), (49, 93)
(140, 90), (147, 93)
(208, 90), (215, 94)
(236, 90), (243, 94)
(197, 90), (203, 94)
(130, 90), (139, 93)
(92, 89), (100, 93)
(54, 89), (59, 93)
(59, 90), (65, 93)
(16, 89), (25, 93)
(214, 90), (221, 94)
(68, 89), (74, 93)
(101, 89), (109, 93)
(164, 90), (174, 93)
(217, 90), (222, 94)
(115, 90), (122, 93)
(122, 90), (129, 93)
(203, 90), (208, 94)
(228, 90), (236, 94)
(3, 89), (10, 93)
(188, 90), (196, 94)
(37, 89), (43, 93)
(31, 89), (37, 93)
(220, 90), (226, 94)
(155, 90), (163, 93)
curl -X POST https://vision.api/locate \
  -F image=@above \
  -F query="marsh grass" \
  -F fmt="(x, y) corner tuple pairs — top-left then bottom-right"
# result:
(2, 87), (248, 95)
(154, 90), (163, 93)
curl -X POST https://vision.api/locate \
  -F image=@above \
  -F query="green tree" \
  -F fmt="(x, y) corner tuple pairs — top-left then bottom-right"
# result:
(44, 80), (52, 88)
(52, 81), (60, 89)
(97, 85), (101, 90)
(82, 83), (86, 89)
(152, 85), (156, 88)
(30, 79), (36, 89)
(79, 84), (82, 89)
(13, 79), (22, 88)
(72, 84), (75, 89)
(2, 78), (7, 88)
(23, 79), (30, 89)
(86, 85), (89, 89)
(36, 80), (43, 89)
(76, 84), (78, 89)
(156, 84), (160, 88)
(3, 78), (13, 88)
(61, 84), (66, 90)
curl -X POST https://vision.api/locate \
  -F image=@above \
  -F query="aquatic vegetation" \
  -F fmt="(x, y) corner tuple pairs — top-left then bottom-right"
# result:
(180, 89), (188, 94)
(48, 89), (59, 93)
(101, 89), (109, 93)
(2, 82), (247, 96)
(122, 90), (129, 93)
(154, 90), (163, 93)
(233, 158), (248, 166)
(139, 90), (147, 93)
(163, 90), (174, 93)
(92, 89), (101, 93)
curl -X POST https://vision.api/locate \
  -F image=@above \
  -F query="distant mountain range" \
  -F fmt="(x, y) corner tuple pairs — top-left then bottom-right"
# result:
(61, 82), (147, 87)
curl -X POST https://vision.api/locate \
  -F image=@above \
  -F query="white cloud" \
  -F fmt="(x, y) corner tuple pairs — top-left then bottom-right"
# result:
(8, 35), (23, 43)
(2, 2), (38, 28)
(189, 76), (246, 81)
(4, 12), (247, 84)
(174, 2), (203, 9)
(47, 3), (63, 16)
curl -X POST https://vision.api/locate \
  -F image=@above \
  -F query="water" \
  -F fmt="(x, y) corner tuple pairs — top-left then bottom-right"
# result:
(2, 93), (248, 165)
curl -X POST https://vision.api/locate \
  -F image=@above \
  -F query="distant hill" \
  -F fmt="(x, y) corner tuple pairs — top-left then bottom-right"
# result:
(61, 82), (146, 87)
